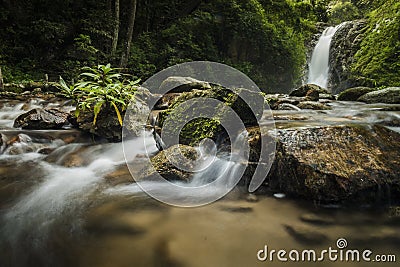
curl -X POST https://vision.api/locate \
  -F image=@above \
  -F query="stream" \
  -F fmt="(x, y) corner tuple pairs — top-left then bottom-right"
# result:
(0, 97), (399, 267)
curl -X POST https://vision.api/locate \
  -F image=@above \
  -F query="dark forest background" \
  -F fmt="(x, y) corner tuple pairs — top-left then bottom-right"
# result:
(0, 0), (398, 91)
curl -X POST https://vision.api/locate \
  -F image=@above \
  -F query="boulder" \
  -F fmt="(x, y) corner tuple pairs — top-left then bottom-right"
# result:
(305, 88), (319, 101)
(158, 76), (211, 93)
(337, 87), (376, 101)
(263, 125), (400, 203)
(297, 101), (331, 110)
(139, 145), (198, 182)
(76, 99), (149, 142)
(76, 106), (122, 142)
(157, 84), (264, 146)
(154, 93), (181, 110)
(329, 20), (368, 94)
(357, 87), (400, 104)
(13, 108), (69, 129)
(289, 84), (328, 97)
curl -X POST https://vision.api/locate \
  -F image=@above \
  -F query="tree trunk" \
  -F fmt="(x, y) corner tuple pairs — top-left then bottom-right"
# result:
(111, 0), (120, 56)
(0, 66), (4, 90)
(120, 0), (137, 68)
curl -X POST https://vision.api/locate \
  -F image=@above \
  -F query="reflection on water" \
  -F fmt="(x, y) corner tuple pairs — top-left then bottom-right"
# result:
(0, 98), (399, 267)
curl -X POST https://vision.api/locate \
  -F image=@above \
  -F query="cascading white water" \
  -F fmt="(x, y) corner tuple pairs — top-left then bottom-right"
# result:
(307, 24), (344, 89)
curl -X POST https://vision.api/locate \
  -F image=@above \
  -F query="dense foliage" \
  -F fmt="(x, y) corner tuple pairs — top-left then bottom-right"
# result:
(60, 64), (139, 125)
(351, 0), (400, 87)
(0, 0), (399, 91)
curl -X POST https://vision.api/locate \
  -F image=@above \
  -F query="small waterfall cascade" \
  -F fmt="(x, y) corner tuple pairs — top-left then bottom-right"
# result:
(307, 23), (345, 89)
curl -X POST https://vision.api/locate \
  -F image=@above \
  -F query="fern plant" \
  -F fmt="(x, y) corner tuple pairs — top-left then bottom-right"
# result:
(59, 64), (139, 126)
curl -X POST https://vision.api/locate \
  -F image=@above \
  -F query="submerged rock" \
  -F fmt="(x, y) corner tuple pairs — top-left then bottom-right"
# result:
(357, 87), (400, 104)
(297, 101), (331, 110)
(284, 224), (328, 245)
(264, 125), (400, 203)
(337, 87), (376, 101)
(13, 108), (69, 129)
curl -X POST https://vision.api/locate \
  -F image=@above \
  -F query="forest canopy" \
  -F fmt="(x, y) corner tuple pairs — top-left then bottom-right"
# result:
(0, 0), (398, 91)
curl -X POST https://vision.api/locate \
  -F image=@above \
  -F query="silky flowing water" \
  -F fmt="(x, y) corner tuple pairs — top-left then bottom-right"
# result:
(0, 98), (399, 267)
(308, 24), (346, 89)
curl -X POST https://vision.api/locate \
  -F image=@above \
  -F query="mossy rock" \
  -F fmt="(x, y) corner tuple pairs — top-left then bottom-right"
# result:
(357, 87), (400, 104)
(263, 125), (400, 203)
(139, 145), (198, 182)
(157, 84), (264, 146)
(337, 87), (376, 101)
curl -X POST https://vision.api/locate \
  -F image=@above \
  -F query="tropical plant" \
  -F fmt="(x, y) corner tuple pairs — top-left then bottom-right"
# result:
(59, 64), (139, 126)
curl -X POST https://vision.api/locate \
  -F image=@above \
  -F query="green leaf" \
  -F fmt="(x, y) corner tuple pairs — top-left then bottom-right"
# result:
(93, 100), (105, 125)
(111, 101), (123, 126)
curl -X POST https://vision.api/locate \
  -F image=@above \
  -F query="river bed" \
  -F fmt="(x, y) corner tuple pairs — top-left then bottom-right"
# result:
(0, 98), (399, 267)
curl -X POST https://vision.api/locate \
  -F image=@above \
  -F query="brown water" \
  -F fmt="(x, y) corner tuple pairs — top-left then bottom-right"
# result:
(0, 98), (399, 267)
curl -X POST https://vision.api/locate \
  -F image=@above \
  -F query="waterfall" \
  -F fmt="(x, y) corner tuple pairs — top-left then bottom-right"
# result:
(307, 23), (344, 89)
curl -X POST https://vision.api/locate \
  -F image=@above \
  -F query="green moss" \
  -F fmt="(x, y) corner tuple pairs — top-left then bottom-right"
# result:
(351, 0), (400, 87)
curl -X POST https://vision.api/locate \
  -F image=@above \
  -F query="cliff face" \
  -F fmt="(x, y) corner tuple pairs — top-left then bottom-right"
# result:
(328, 20), (367, 94)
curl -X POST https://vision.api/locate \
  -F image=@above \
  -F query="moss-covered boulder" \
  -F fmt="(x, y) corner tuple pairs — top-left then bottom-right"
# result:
(263, 125), (400, 203)
(329, 20), (367, 93)
(337, 87), (376, 101)
(157, 84), (264, 146)
(357, 87), (400, 104)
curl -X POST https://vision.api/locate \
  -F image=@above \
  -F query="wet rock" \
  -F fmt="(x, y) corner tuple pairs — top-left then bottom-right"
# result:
(264, 125), (400, 203)
(305, 89), (319, 101)
(319, 93), (335, 100)
(76, 99), (149, 142)
(297, 101), (331, 110)
(76, 106), (122, 142)
(329, 20), (368, 93)
(13, 108), (69, 129)
(37, 147), (55, 155)
(273, 115), (308, 121)
(284, 224), (328, 245)
(123, 100), (150, 137)
(159, 76), (211, 93)
(104, 164), (136, 185)
(357, 87), (400, 104)
(158, 84), (264, 146)
(276, 103), (301, 111)
(139, 145), (198, 182)
(337, 87), (376, 101)
(154, 93), (181, 110)
(289, 84), (328, 97)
